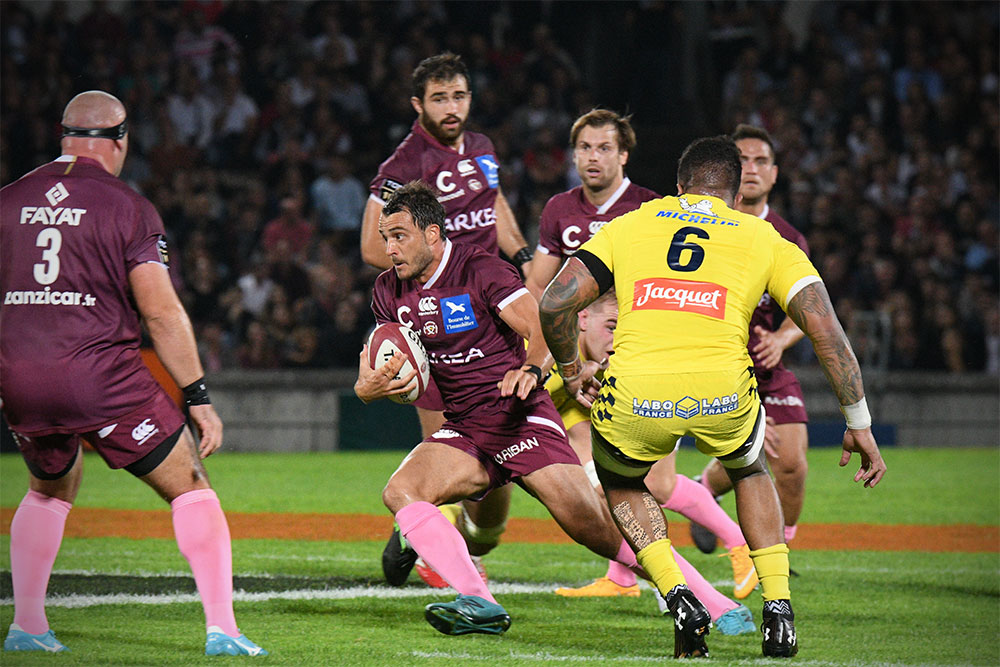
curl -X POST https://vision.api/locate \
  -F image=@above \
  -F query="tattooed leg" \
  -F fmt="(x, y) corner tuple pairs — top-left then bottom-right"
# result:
(591, 430), (687, 594)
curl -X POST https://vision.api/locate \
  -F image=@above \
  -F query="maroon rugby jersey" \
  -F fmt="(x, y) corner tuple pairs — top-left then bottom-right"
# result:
(371, 240), (531, 419)
(1, 155), (168, 434)
(369, 121), (502, 255)
(748, 205), (811, 376)
(536, 179), (660, 258)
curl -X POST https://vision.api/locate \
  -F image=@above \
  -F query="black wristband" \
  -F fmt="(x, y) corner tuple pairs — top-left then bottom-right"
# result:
(521, 364), (543, 385)
(513, 246), (533, 266)
(182, 377), (211, 406)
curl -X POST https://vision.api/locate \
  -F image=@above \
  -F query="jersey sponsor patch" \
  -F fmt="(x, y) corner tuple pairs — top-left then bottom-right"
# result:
(764, 394), (804, 407)
(632, 278), (727, 319)
(46, 182), (70, 207)
(441, 294), (477, 333)
(631, 393), (738, 418)
(157, 236), (170, 265)
(379, 178), (404, 201)
(474, 155), (500, 188)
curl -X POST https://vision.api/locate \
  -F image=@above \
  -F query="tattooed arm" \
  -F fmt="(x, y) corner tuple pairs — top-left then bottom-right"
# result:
(784, 281), (863, 405)
(785, 281), (887, 487)
(539, 257), (603, 399)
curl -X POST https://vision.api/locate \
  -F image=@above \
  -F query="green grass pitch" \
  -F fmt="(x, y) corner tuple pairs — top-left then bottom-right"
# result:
(1, 448), (997, 665)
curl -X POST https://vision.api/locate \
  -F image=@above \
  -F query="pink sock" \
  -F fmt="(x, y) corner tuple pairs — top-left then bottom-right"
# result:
(396, 501), (494, 602)
(612, 539), (649, 580)
(673, 547), (737, 622)
(10, 490), (71, 634)
(784, 524), (798, 542)
(698, 474), (715, 494)
(604, 559), (638, 587)
(664, 475), (746, 549)
(171, 489), (239, 636)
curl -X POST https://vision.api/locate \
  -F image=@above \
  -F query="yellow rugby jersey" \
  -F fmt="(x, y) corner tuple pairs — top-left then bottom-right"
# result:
(544, 354), (604, 430)
(578, 194), (820, 377)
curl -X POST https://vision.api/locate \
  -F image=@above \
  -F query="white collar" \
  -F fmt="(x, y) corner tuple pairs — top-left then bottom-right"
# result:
(422, 238), (453, 289)
(595, 177), (631, 215)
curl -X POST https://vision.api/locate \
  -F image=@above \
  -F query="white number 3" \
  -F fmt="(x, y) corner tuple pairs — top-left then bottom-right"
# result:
(33, 228), (62, 285)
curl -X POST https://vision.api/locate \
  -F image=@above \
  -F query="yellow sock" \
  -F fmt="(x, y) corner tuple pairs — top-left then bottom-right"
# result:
(749, 543), (791, 601)
(438, 503), (462, 526)
(636, 539), (686, 594)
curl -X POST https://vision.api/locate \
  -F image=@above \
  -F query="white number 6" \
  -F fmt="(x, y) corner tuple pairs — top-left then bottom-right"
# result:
(33, 228), (62, 285)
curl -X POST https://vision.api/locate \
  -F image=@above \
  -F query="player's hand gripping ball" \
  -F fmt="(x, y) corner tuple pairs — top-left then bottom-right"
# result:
(367, 323), (431, 404)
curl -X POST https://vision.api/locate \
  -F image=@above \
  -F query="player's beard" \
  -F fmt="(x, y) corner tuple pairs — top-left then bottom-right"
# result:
(739, 188), (768, 208)
(394, 243), (435, 282)
(422, 113), (465, 145)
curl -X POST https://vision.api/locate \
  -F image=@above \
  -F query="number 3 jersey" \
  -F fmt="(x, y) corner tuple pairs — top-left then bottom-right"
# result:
(371, 240), (530, 420)
(577, 193), (820, 379)
(369, 121), (502, 255)
(1, 155), (168, 434)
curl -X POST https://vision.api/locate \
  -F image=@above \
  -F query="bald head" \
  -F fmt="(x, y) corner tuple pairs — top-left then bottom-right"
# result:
(62, 91), (126, 129)
(60, 91), (129, 176)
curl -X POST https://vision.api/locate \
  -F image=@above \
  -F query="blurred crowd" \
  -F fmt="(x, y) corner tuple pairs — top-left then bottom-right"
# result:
(2, 1), (997, 373)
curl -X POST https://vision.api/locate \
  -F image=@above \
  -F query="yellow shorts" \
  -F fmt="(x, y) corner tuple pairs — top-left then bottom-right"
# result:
(591, 369), (761, 461)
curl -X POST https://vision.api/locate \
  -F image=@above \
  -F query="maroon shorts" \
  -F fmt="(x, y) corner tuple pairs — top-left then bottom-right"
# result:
(423, 391), (581, 498)
(11, 388), (186, 478)
(757, 367), (808, 424)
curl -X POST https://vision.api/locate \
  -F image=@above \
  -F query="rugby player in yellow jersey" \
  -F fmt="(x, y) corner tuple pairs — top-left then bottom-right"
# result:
(547, 291), (756, 637)
(539, 136), (886, 659)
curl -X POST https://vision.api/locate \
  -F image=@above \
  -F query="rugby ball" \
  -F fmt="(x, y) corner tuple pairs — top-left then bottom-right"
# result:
(367, 322), (431, 404)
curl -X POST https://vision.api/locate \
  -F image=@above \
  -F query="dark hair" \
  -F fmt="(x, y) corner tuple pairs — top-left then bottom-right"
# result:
(412, 52), (469, 100)
(382, 181), (448, 239)
(677, 136), (742, 200)
(570, 109), (636, 154)
(731, 123), (776, 161)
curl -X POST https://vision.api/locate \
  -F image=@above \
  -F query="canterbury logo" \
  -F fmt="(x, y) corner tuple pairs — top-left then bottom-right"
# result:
(131, 418), (159, 445)
(418, 296), (437, 315)
(632, 278), (726, 319)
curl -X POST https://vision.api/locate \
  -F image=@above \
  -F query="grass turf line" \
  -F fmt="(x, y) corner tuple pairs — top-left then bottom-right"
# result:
(2, 448), (998, 524)
(0, 544), (997, 665)
(0, 448), (996, 664)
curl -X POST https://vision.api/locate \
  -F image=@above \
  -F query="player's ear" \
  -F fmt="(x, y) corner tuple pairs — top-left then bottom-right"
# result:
(735, 192), (744, 207)
(578, 309), (590, 332)
(410, 96), (423, 115)
(676, 183), (684, 195)
(425, 223), (440, 243)
(619, 150), (628, 167)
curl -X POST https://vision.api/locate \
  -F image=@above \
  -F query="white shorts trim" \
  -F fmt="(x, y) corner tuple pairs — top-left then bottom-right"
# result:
(526, 415), (566, 437)
(720, 403), (767, 469)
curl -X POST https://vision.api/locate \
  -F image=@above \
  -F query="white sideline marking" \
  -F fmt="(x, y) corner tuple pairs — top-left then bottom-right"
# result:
(409, 653), (928, 666)
(0, 582), (567, 609)
(411, 650), (661, 662)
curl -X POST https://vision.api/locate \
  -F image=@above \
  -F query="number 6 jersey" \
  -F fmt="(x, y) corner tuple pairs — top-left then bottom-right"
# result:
(577, 193), (820, 378)
(1, 155), (168, 434)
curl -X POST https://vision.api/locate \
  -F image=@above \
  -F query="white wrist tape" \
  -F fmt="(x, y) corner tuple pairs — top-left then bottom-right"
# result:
(841, 397), (872, 430)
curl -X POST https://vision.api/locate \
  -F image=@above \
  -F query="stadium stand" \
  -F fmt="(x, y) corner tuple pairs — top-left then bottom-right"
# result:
(1, 1), (996, 373)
